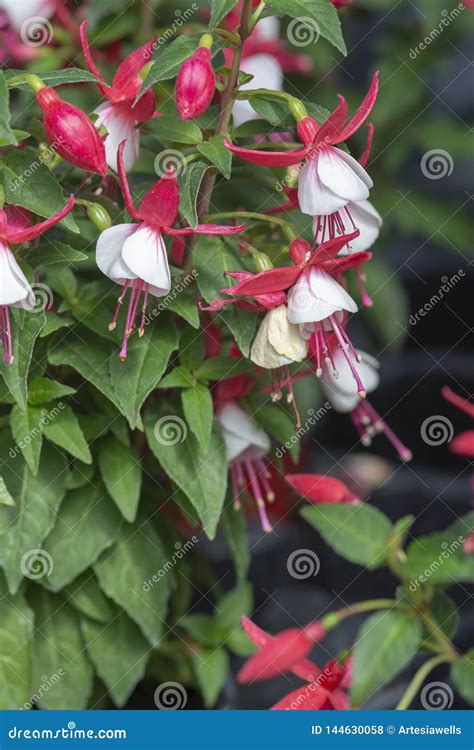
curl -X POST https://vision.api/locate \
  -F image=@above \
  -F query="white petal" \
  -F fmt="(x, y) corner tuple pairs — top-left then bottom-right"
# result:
(218, 402), (270, 461)
(313, 198), (382, 252)
(251, 305), (307, 368)
(320, 378), (360, 413)
(298, 157), (348, 216)
(232, 54), (283, 127)
(256, 16), (280, 39)
(317, 147), (372, 205)
(121, 224), (171, 297)
(96, 223), (138, 282)
(0, 244), (34, 306)
(287, 267), (357, 324)
(324, 348), (380, 398)
(94, 103), (139, 172)
(1, 0), (55, 29)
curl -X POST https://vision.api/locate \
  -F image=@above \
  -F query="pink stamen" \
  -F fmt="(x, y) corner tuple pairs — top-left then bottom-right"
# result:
(230, 463), (242, 510)
(109, 279), (132, 331)
(255, 457), (275, 503)
(139, 284), (149, 336)
(330, 315), (366, 397)
(359, 400), (412, 461)
(355, 267), (373, 308)
(244, 457), (272, 533)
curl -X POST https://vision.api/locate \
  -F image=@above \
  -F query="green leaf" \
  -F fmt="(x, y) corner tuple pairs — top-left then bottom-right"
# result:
(265, 0), (346, 54)
(147, 114), (202, 145)
(194, 236), (256, 356)
(82, 611), (150, 707)
(181, 383), (213, 452)
(1, 148), (78, 232)
(255, 403), (300, 463)
(351, 611), (423, 706)
(94, 521), (171, 647)
(400, 513), (474, 585)
(29, 589), (93, 710)
(0, 71), (18, 146)
(98, 437), (142, 523)
(198, 135), (232, 179)
(451, 649), (474, 705)
(424, 591), (459, 649)
(196, 355), (250, 381)
(358, 259), (409, 349)
(167, 292), (200, 329)
(65, 571), (114, 624)
(28, 376), (76, 405)
(216, 583), (253, 633)
(221, 504), (250, 583)
(178, 160), (209, 228)
(301, 503), (392, 569)
(108, 322), (179, 428)
(138, 36), (200, 95)
(9, 404), (44, 475)
(0, 476), (15, 506)
(0, 443), (67, 594)
(0, 577), (34, 710)
(0, 309), (46, 410)
(209, 0), (238, 29)
(48, 330), (116, 406)
(43, 483), (123, 591)
(193, 648), (229, 708)
(40, 312), (74, 338)
(145, 403), (228, 540)
(158, 366), (194, 389)
(26, 240), (88, 267)
(42, 404), (92, 464)
(5, 68), (100, 89)
(180, 614), (224, 647)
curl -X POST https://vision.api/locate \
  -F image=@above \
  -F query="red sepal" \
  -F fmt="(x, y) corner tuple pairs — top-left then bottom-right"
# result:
(285, 473), (358, 504)
(224, 137), (309, 167)
(7, 195), (75, 244)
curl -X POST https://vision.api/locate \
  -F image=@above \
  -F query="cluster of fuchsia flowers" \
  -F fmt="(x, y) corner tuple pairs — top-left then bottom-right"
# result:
(2, 0), (472, 712)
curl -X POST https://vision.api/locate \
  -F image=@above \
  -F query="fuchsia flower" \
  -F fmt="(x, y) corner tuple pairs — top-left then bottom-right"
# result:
(285, 473), (360, 504)
(0, 196), (75, 364)
(271, 658), (350, 710)
(175, 39), (215, 121)
(36, 86), (107, 176)
(96, 141), (244, 361)
(225, 72), (379, 232)
(320, 347), (412, 461)
(80, 20), (157, 172)
(442, 386), (474, 458)
(216, 235), (371, 397)
(237, 616), (326, 683)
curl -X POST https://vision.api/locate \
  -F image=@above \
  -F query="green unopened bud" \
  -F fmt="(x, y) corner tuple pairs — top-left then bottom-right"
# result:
(199, 33), (213, 50)
(288, 97), (308, 123)
(87, 203), (112, 231)
(249, 248), (273, 272)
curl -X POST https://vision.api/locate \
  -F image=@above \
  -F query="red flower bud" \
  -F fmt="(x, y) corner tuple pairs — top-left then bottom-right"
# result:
(36, 87), (107, 176)
(175, 48), (215, 121)
(289, 237), (312, 265)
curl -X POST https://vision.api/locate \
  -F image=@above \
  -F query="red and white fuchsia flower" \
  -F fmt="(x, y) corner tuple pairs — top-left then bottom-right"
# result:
(0, 197), (75, 364)
(217, 399), (274, 533)
(321, 348), (412, 461)
(175, 35), (216, 121)
(80, 20), (157, 172)
(96, 142), (244, 361)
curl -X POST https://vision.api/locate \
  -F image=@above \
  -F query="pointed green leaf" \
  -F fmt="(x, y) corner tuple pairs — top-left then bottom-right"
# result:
(198, 135), (232, 179)
(9, 404), (44, 474)
(193, 648), (229, 708)
(0, 71), (18, 146)
(28, 376), (76, 405)
(65, 571), (114, 624)
(43, 404), (92, 464)
(265, 0), (346, 55)
(0, 576), (34, 710)
(181, 383), (213, 452)
(0, 309), (46, 410)
(98, 437), (142, 522)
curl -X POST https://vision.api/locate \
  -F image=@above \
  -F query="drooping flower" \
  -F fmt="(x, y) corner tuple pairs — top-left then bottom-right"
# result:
(217, 400), (274, 532)
(35, 86), (107, 176)
(285, 473), (361, 504)
(321, 348), (412, 461)
(80, 20), (157, 172)
(225, 72), (379, 219)
(175, 35), (215, 121)
(0, 196), (75, 364)
(96, 141), (244, 361)
(237, 615), (326, 682)
(271, 658), (349, 710)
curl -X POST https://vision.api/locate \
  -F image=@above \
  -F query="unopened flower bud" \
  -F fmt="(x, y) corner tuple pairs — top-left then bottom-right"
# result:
(289, 237), (311, 265)
(175, 39), (215, 121)
(36, 87), (107, 176)
(86, 202), (112, 231)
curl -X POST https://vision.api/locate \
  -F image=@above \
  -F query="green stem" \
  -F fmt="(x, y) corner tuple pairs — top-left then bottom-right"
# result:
(395, 656), (448, 710)
(203, 210), (297, 241)
(7, 73), (44, 92)
(248, 1), (267, 33)
(320, 599), (400, 631)
(215, 27), (241, 45)
(418, 608), (459, 661)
